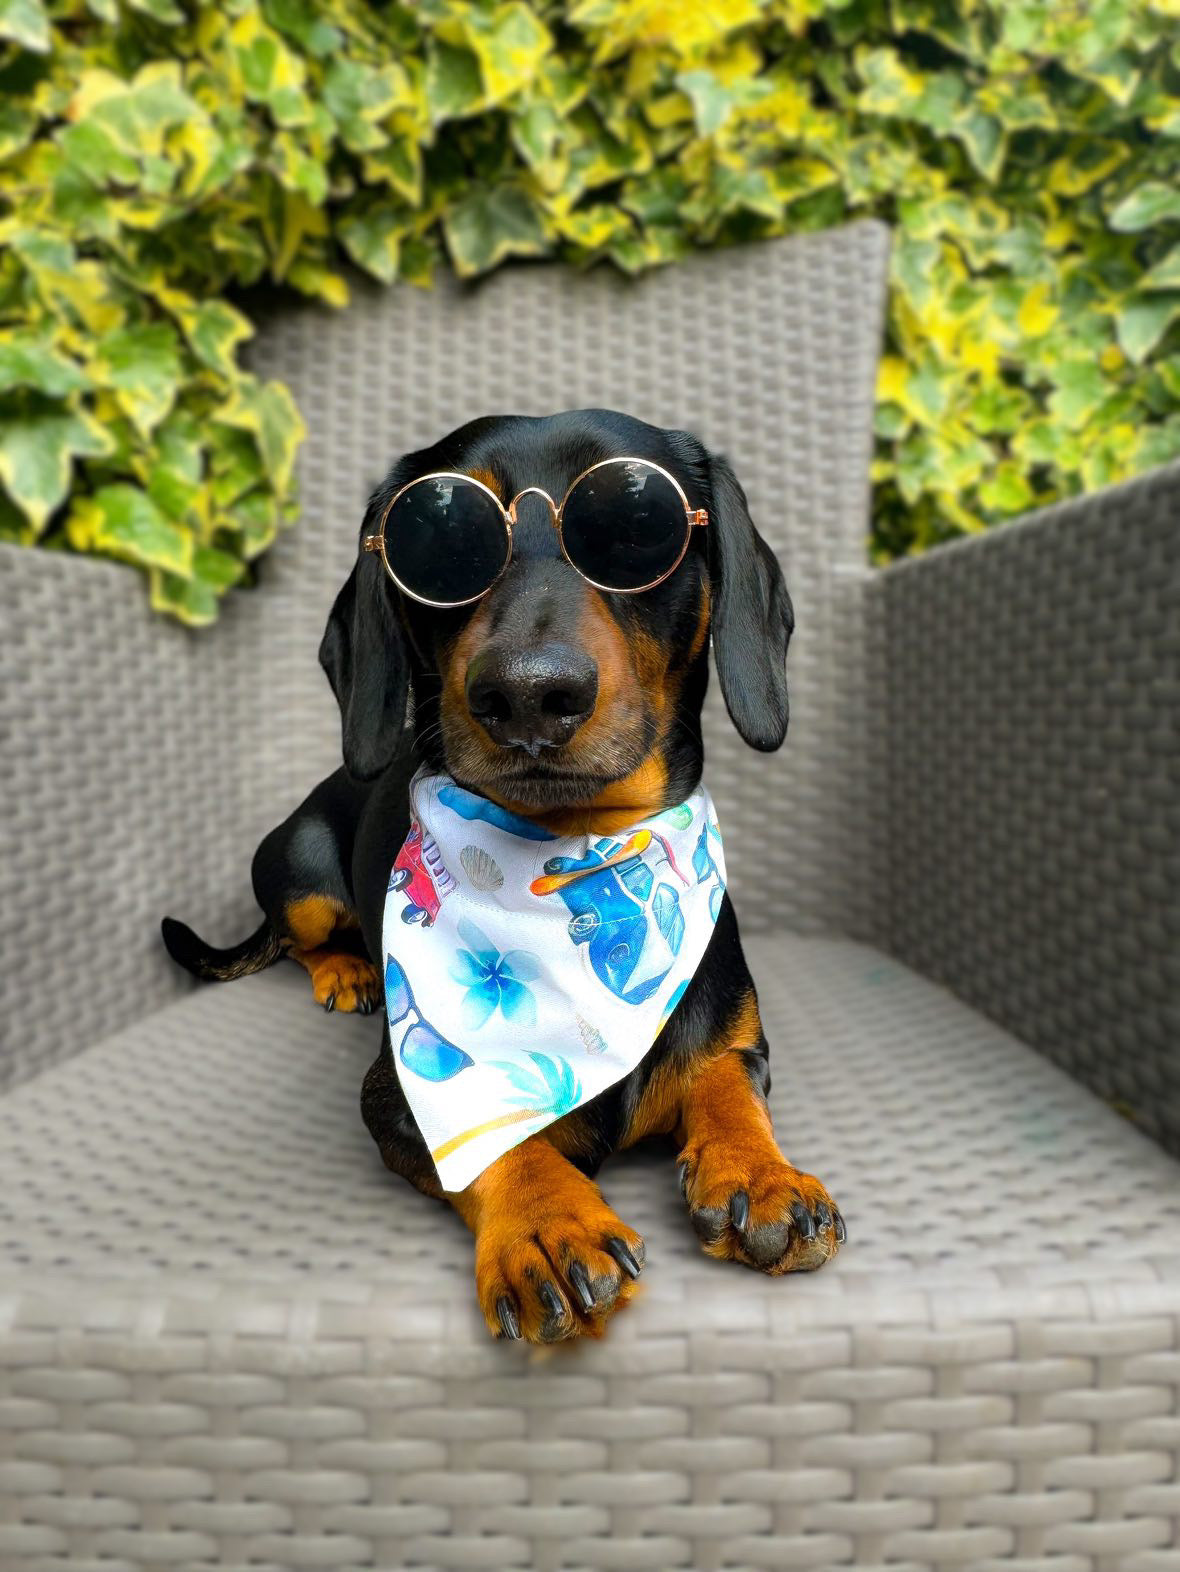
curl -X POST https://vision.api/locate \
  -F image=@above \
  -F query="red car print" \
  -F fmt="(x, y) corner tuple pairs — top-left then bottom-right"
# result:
(388, 820), (456, 926)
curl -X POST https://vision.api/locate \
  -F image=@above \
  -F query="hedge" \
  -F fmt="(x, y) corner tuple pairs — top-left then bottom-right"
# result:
(1, 0), (1177, 623)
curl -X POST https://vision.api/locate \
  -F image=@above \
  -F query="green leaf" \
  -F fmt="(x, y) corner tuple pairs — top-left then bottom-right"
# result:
(425, 40), (484, 124)
(212, 376), (306, 492)
(69, 64), (199, 159)
(0, 404), (113, 532)
(339, 206), (402, 285)
(979, 462), (1034, 516)
(443, 184), (548, 277)
(148, 571), (215, 624)
(952, 108), (1006, 181)
(1048, 361), (1111, 430)
(675, 70), (739, 136)
(1116, 293), (1180, 362)
(127, 0), (184, 22)
(0, 101), (37, 160)
(0, 335), (90, 397)
(457, 3), (552, 103)
(57, 120), (142, 187)
(147, 459), (200, 522)
(1110, 182), (1180, 232)
(322, 58), (406, 150)
(92, 323), (184, 437)
(0, 0), (50, 52)
(1142, 245), (1180, 291)
(265, 0), (341, 58)
(68, 483), (192, 574)
(177, 301), (254, 378)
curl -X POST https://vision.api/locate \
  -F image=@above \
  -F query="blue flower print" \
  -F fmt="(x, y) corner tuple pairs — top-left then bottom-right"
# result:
(451, 916), (540, 1030)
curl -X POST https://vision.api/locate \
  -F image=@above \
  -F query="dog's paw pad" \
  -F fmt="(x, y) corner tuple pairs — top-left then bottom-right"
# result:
(680, 1145), (843, 1275)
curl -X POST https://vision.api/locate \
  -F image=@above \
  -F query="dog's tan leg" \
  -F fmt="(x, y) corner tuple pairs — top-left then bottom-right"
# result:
(284, 894), (381, 1014)
(629, 986), (845, 1273)
(449, 1135), (645, 1343)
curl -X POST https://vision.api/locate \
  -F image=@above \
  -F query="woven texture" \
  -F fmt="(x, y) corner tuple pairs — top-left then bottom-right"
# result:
(4, 224), (1179, 1569)
(2, 937), (1179, 1570)
(869, 461), (1180, 1157)
(0, 551), (272, 1087)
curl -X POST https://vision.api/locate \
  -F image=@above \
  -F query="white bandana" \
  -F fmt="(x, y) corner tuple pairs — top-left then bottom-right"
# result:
(382, 770), (726, 1191)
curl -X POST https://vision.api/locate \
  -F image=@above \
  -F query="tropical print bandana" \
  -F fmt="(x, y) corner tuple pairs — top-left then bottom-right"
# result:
(382, 769), (726, 1192)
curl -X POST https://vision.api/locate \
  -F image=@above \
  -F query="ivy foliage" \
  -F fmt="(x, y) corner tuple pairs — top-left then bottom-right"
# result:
(1, 0), (1177, 620)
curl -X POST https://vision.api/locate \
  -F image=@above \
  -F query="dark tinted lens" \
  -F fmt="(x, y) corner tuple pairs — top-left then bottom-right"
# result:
(561, 461), (688, 591)
(383, 476), (508, 604)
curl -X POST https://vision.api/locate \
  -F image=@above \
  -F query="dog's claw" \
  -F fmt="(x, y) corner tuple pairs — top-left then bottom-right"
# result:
(730, 1191), (750, 1233)
(790, 1201), (816, 1240)
(677, 1160), (690, 1198)
(813, 1201), (832, 1231)
(323, 994), (335, 1013)
(607, 1237), (642, 1279)
(834, 1211), (847, 1244)
(568, 1261), (596, 1313)
(496, 1296), (521, 1340)
(539, 1281), (565, 1318)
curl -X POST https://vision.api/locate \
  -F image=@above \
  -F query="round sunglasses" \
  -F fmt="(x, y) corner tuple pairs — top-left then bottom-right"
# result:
(362, 456), (709, 609)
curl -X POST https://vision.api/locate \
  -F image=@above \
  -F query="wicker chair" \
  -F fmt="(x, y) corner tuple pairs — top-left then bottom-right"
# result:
(3, 223), (1179, 1571)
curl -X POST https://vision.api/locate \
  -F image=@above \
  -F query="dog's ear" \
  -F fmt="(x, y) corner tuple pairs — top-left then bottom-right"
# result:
(319, 535), (411, 782)
(706, 453), (794, 751)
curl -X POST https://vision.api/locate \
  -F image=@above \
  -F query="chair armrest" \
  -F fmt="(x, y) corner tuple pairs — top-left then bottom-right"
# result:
(867, 462), (1180, 1152)
(0, 546), (275, 1090)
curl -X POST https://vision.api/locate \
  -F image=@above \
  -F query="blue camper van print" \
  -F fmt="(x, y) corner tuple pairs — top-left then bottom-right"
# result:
(529, 829), (688, 1005)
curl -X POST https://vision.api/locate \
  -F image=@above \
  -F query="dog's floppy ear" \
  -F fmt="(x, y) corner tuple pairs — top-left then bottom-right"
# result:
(707, 453), (794, 751)
(318, 532), (411, 781)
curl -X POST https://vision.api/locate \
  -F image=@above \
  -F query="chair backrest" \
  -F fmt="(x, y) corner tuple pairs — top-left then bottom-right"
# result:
(247, 221), (890, 934)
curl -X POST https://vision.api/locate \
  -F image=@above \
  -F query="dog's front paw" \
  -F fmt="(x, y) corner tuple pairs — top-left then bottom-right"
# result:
(679, 1141), (845, 1275)
(474, 1173), (645, 1344)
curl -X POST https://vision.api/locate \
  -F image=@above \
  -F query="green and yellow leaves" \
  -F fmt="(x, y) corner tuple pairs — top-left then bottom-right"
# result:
(2, 0), (1179, 614)
(68, 483), (192, 576)
(444, 184), (548, 276)
(92, 323), (184, 437)
(339, 205), (402, 283)
(1111, 182), (1180, 231)
(0, 334), (89, 398)
(212, 377), (305, 496)
(0, 0), (49, 53)
(0, 404), (112, 533)
(446, 4), (553, 106)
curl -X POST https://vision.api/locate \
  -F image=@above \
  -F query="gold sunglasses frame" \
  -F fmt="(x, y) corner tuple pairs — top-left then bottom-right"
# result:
(362, 455), (708, 609)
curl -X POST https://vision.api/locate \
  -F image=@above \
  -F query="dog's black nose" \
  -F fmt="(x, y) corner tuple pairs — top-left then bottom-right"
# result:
(466, 643), (598, 753)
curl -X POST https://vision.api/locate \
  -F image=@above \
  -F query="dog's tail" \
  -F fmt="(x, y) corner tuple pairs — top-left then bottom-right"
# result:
(160, 915), (283, 982)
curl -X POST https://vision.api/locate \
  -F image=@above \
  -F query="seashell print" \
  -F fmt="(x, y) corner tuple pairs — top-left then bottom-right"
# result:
(575, 1014), (607, 1056)
(460, 844), (504, 891)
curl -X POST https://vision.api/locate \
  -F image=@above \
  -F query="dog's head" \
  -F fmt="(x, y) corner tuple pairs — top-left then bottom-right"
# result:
(320, 410), (792, 821)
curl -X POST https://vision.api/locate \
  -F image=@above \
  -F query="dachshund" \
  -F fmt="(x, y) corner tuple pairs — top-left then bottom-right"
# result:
(163, 408), (844, 1343)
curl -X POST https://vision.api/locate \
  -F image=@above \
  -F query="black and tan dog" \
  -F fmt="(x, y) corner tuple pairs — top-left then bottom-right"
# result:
(164, 408), (844, 1342)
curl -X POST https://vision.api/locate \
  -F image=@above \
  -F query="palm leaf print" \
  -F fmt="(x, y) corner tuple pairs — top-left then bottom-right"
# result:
(429, 1053), (583, 1165)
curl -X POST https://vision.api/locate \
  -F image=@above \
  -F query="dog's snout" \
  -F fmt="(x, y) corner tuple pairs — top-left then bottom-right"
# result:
(466, 643), (598, 753)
